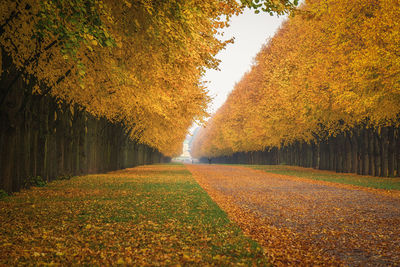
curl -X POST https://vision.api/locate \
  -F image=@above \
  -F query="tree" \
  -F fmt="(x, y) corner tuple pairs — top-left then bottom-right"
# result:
(1, 0), (298, 157)
(192, 0), (400, 174)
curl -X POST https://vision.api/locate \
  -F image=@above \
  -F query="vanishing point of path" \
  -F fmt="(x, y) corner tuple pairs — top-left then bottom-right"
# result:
(186, 164), (400, 266)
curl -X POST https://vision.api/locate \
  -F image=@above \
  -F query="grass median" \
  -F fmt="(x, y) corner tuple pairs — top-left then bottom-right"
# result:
(246, 164), (400, 191)
(0, 164), (268, 266)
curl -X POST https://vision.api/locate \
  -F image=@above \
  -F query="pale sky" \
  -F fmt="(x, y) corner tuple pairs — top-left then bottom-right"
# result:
(203, 9), (287, 114)
(187, 9), (287, 137)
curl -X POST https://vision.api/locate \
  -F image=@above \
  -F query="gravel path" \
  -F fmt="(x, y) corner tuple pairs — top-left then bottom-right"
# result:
(186, 164), (400, 266)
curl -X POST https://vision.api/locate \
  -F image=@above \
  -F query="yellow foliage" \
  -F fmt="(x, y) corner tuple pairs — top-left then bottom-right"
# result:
(192, 0), (400, 158)
(0, 0), (241, 156)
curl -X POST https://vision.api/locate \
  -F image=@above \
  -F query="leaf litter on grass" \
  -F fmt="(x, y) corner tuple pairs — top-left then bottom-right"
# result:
(0, 164), (269, 266)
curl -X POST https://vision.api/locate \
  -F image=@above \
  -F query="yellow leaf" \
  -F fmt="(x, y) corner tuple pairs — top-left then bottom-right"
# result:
(124, 0), (132, 8)
(213, 255), (222, 260)
(182, 253), (191, 261)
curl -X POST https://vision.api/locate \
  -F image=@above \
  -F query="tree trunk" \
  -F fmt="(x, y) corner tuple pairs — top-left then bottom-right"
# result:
(344, 133), (352, 173)
(368, 128), (376, 176)
(37, 97), (48, 180)
(0, 123), (15, 192)
(361, 128), (369, 175)
(328, 138), (335, 171)
(396, 127), (400, 177)
(56, 109), (65, 176)
(350, 129), (358, 174)
(387, 126), (395, 177)
(319, 140), (326, 170)
(374, 130), (381, 176)
(336, 134), (344, 172)
(381, 127), (389, 177)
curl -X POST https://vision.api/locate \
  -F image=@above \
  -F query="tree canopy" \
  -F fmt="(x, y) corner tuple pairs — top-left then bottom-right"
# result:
(0, 0), (298, 156)
(192, 0), (400, 158)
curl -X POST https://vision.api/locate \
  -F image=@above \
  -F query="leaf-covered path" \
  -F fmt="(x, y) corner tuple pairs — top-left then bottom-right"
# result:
(186, 164), (400, 266)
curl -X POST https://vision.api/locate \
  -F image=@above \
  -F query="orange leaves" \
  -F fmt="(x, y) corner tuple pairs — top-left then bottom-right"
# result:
(0, 164), (269, 265)
(187, 164), (400, 266)
(192, 0), (400, 159)
(0, 1), (298, 157)
(0, 0), (240, 157)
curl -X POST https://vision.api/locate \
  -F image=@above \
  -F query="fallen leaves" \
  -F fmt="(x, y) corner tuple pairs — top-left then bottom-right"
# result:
(0, 164), (268, 266)
(187, 164), (400, 266)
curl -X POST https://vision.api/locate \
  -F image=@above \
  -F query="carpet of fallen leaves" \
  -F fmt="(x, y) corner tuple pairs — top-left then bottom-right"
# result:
(0, 164), (269, 266)
(186, 164), (400, 266)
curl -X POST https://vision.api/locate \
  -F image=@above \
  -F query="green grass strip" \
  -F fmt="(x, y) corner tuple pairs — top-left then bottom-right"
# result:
(246, 164), (400, 191)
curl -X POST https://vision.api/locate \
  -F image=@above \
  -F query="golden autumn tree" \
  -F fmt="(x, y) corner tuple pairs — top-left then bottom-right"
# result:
(1, 0), (298, 157)
(192, 0), (400, 175)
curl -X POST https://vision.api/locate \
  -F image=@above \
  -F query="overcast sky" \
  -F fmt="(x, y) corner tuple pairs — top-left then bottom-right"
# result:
(202, 9), (287, 114)
(187, 9), (287, 137)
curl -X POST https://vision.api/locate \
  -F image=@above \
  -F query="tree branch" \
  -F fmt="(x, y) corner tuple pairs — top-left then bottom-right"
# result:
(0, 2), (31, 37)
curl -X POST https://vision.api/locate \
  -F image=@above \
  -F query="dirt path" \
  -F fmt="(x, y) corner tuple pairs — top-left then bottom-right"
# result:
(186, 164), (400, 266)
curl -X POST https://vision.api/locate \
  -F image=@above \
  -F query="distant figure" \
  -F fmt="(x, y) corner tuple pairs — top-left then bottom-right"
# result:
(208, 157), (211, 164)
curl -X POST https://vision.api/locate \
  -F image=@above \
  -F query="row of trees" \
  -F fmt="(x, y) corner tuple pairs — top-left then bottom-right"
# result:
(1, 0), (298, 192)
(203, 127), (400, 177)
(192, 0), (400, 177)
(0, 0), (297, 156)
(0, 90), (169, 193)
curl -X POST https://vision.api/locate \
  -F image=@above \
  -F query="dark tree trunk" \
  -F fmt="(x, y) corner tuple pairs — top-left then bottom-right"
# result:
(396, 127), (400, 177)
(0, 124), (15, 192)
(37, 97), (48, 180)
(344, 133), (352, 173)
(381, 127), (389, 177)
(350, 129), (358, 174)
(56, 108), (65, 176)
(368, 128), (376, 176)
(387, 126), (395, 177)
(361, 128), (369, 175)
(374, 130), (381, 176)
